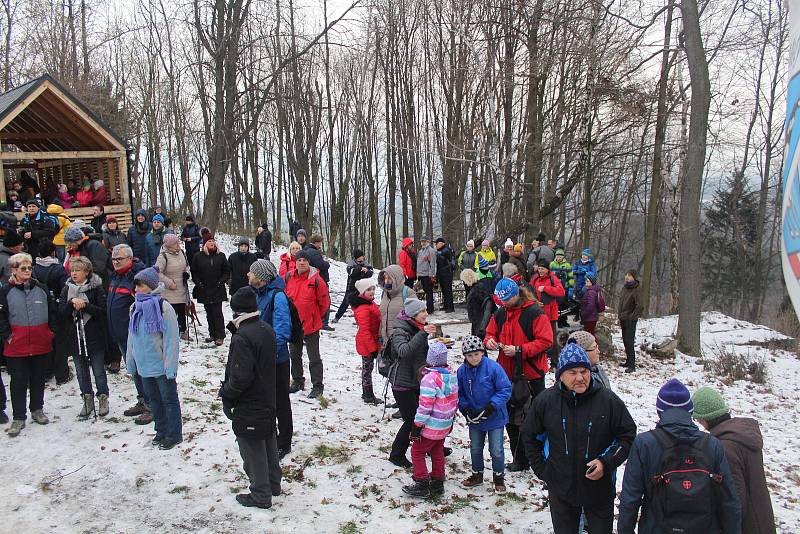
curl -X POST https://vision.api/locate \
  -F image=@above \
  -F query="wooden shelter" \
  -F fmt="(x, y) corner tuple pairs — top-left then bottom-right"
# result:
(0, 74), (132, 228)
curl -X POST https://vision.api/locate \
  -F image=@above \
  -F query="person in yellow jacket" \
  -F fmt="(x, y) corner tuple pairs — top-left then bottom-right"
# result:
(476, 240), (497, 271)
(47, 203), (72, 262)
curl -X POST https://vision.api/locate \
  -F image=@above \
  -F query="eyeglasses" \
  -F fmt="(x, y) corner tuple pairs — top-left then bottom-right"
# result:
(588, 345), (599, 352)
(16, 266), (32, 272)
(111, 257), (131, 263)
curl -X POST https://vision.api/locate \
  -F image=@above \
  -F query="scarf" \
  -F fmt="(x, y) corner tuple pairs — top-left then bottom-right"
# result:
(35, 256), (60, 268)
(129, 292), (165, 335)
(232, 311), (260, 330)
(67, 274), (102, 326)
(624, 280), (639, 289)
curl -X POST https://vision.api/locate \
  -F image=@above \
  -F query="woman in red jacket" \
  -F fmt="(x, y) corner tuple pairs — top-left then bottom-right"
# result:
(398, 237), (417, 289)
(351, 278), (382, 405)
(279, 241), (301, 277)
(530, 259), (565, 369)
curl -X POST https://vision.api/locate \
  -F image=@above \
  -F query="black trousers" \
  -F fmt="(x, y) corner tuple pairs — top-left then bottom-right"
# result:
(0, 368), (7, 412)
(204, 302), (225, 340)
(548, 491), (614, 534)
(170, 302), (187, 333)
(7, 354), (48, 420)
(506, 377), (545, 467)
(46, 323), (70, 382)
(439, 276), (454, 312)
(290, 331), (323, 389)
(275, 360), (293, 450)
(621, 319), (638, 366)
(389, 387), (420, 462)
(419, 276), (435, 314)
(404, 277), (416, 289)
(334, 290), (355, 321)
(548, 320), (559, 369)
(237, 432), (282, 506)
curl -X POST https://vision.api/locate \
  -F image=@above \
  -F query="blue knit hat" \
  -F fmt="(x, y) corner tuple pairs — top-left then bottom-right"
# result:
(556, 343), (591, 380)
(494, 278), (519, 302)
(63, 226), (85, 243)
(152, 214), (165, 225)
(656, 378), (693, 415)
(582, 248), (593, 258)
(134, 266), (161, 290)
(427, 342), (449, 367)
(478, 256), (490, 269)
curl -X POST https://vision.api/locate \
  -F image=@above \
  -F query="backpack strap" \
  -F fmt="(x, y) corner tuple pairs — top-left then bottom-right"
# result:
(402, 285), (409, 300)
(493, 307), (508, 337)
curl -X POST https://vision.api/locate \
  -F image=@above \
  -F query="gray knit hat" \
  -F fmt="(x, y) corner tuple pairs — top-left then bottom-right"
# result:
(64, 226), (85, 243)
(249, 259), (277, 283)
(567, 330), (596, 352)
(403, 297), (427, 318)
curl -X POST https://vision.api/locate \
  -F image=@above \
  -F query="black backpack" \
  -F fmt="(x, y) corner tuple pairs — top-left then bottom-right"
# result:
(492, 304), (546, 405)
(270, 287), (305, 344)
(377, 338), (396, 378)
(649, 429), (724, 534)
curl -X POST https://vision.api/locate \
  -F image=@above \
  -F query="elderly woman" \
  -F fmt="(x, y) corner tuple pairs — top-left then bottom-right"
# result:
(155, 233), (190, 340)
(59, 256), (109, 418)
(0, 253), (56, 436)
(279, 241), (302, 277)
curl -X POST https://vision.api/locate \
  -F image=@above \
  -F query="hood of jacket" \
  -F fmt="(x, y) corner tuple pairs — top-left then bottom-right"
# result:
(401, 237), (414, 249)
(711, 416), (763, 452)
(266, 274), (286, 292)
(656, 407), (703, 441)
(382, 264), (405, 298)
(66, 273), (104, 291)
(47, 204), (64, 216)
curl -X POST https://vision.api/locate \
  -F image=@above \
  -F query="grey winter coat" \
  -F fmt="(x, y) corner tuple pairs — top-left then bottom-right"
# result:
(591, 363), (611, 390)
(416, 244), (437, 278)
(379, 265), (406, 341)
(390, 313), (429, 390)
(527, 245), (554, 273)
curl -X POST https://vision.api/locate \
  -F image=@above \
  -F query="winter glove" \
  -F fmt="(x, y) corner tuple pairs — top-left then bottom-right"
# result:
(478, 404), (495, 420)
(222, 398), (234, 420)
(409, 425), (423, 442)
(467, 409), (486, 425)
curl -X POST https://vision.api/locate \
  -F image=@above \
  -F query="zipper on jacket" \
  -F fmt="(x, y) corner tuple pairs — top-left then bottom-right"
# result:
(562, 416), (569, 456)
(585, 419), (593, 460)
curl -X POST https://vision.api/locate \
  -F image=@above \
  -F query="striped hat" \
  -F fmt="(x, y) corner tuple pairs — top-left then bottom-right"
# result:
(656, 378), (694, 415)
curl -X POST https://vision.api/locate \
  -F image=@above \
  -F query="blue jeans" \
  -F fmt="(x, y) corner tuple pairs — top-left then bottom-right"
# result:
(119, 341), (149, 407)
(141, 375), (182, 442)
(469, 426), (505, 474)
(73, 347), (108, 396)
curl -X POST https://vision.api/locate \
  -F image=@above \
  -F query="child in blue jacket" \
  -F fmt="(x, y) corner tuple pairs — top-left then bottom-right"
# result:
(457, 335), (512, 492)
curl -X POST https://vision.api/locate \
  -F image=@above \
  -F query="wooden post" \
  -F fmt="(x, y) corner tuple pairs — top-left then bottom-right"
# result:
(0, 140), (6, 203)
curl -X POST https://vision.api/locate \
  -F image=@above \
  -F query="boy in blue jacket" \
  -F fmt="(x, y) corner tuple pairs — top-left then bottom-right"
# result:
(457, 335), (512, 492)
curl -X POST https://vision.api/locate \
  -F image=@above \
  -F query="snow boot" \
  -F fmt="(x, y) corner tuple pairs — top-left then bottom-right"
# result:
(429, 478), (444, 497)
(135, 411), (153, 425)
(362, 386), (383, 405)
(7, 419), (24, 437)
(0, 410), (8, 424)
(31, 409), (49, 425)
(236, 493), (271, 509)
(123, 400), (146, 417)
(78, 394), (95, 419)
(493, 473), (506, 493)
(97, 394), (109, 416)
(307, 386), (324, 400)
(462, 472), (483, 487)
(288, 380), (305, 394)
(402, 478), (430, 498)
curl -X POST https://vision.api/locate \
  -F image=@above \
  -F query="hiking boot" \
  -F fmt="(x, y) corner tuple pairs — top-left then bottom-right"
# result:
(78, 394), (95, 419)
(493, 473), (506, 493)
(307, 387), (324, 400)
(402, 478), (430, 498)
(0, 411), (8, 424)
(288, 381), (305, 394)
(97, 394), (109, 417)
(151, 434), (166, 447)
(123, 400), (146, 417)
(158, 438), (182, 450)
(505, 461), (528, 472)
(107, 361), (121, 374)
(444, 447), (453, 457)
(429, 478), (444, 497)
(278, 446), (292, 460)
(214, 339), (224, 346)
(391, 410), (402, 419)
(321, 325), (335, 332)
(31, 410), (49, 425)
(462, 472), (483, 487)
(135, 411), (153, 425)
(236, 493), (271, 509)
(362, 394), (383, 405)
(8, 419), (24, 437)
(180, 332), (190, 342)
(56, 370), (74, 386)
(204, 337), (214, 343)
(389, 456), (412, 469)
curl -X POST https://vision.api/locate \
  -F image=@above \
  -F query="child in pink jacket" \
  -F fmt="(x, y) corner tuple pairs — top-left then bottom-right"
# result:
(402, 342), (458, 499)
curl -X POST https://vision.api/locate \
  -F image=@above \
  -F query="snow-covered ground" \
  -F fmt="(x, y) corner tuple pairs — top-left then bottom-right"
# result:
(2, 234), (799, 533)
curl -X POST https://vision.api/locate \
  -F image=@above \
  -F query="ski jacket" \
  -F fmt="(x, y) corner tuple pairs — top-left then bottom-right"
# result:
(399, 238), (417, 280)
(126, 288), (180, 379)
(229, 251), (258, 296)
(550, 259), (574, 295)
(531, 272), (565, 321)
(476, 248), (497, 271)
(278, 252), (296, 277)
(0, 279), (55, 357)
(458, 249), (478, 271)
(415, 366), (459, 440)
(284, 267), (329, 335)
(190, 250), (230, 304)
(457, 355), (511, 431)
(484, 300), (553, 380)
(573, 259), (597, 298)
(20, 210), (57, 257)
(47, 204), (72, 247)
(91, 186), (108, 207)
(351, 294), (381, 356)
(254, 276), (292, 364)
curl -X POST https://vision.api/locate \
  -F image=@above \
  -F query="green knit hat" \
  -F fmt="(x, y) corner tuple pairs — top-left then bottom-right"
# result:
(691, 387), (730, 421)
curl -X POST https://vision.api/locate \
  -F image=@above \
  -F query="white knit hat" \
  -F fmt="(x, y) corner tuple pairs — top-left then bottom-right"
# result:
(355, 279), (376, 294)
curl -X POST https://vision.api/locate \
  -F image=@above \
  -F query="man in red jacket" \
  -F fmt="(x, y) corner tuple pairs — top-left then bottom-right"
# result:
(398, 237), (417, 289)
(484, 278), (553, 471)
(285, 251), (330, 400)
(530, 259), (565, 369)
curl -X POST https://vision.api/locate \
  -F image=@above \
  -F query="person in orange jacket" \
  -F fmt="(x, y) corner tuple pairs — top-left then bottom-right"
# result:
(351, 278), (382, 405)
(398, 237), (417, 289)
(530, 259), (565, 369)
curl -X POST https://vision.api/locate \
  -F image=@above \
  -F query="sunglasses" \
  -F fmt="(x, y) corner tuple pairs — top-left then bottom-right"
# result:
(16, 266), (32, 272)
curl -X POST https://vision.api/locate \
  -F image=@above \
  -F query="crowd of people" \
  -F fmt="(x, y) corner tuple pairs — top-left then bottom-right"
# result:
(0, 199), (778, 533)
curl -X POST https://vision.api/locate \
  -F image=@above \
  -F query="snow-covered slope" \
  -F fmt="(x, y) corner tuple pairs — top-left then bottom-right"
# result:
(2, 234), (798, 533)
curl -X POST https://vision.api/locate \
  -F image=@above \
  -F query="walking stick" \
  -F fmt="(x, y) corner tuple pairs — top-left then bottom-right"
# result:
(75, 310), (97, 420)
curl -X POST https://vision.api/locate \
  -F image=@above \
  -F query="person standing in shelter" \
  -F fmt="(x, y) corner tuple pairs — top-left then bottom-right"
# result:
(398, 237), (417, 289)
(334, 249), (374, 323)
(220, 287), (282, 509)
(248, 259), (294, 459)
(228, 237), (258, 296)
(416, 236), (437, 314)
(190, 233), (231, 346)
(90, 179), (107, 207)
(434, 237), (455, 313)
(284, 250), (330, 400)
(691, 387), (775, 534)
(530, 259), (566, 369)
(75, 181), (94, 207)
(351, 278), (383, 405)
(155, 234), (191, 341)
(20, 199), (57, 258)
(179, 215), (202, 266)
(618, 270), (642, 373)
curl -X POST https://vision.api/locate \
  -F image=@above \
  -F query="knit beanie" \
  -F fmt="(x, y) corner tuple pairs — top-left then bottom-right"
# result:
(536, 259), (550, 270)
(134, 266), (161, 290)
(481, 239), (490, 247)
(494, 278), (519, 301)
(478, 256), (490, 270)
(352, 249), (365, 260)
(295, 250), (310, 261)
(355, 278), (375, 294)
(556, 343), (592, 380)
(296, 229), (307, 237)
(93, 179), (104, 189)
(504, 238), (513, 248)
(656, 378), (694, 415)
(403, 297), (427, 318)
(567, 330), (596, 352)
(536, 233), (546, 243)
(249, 259), (277, 283)
(587, 274), (598, 285)
(163, 233), (181, 248)
(555, 249), (565, 257)
(513, 243), (523, 253)
(691, 387), (729, 421)
(106, 215), (117, 224)
(231, 286), (258, 314)
(466, 239), (475, 248)
(427, 342), (449, 367)
(420, 235), (430, 243)
(64, 226), (85, 243)
(236, 236), (251, 247)
(2, 230), (23, 248)
(152, 214), (165, 225)
(461, 335), (485, 355)
(25, 198), (40, 208)
(582, 248), (592, 258)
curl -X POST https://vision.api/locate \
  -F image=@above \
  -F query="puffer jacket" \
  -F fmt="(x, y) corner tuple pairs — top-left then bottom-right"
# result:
(378, 265), (408, 341)
(617, 409), (741, 534)
(106, 259), (146, 346)
(414, 366), (459, 440)
(573, 258), (597, 298)
(0, 278), (56, 357)
(351, 294), (381, 356)
(254, 276), (292, 364)
(530, 272), (565, 321)
(127, 209), (151, 264)
(102, 228), (127, 252)
(155, 249), (190, 304)
(284, 266), (329, 335)
(190, 250), (231, 304)
(47, 204), (72, 247)
(229, 250), (258, 296)
(435, 244), (455, 279)
(466, 277), (497, 338)
(457, 355), (511, 431)
(484, 300), (553, 380)
(278, 252), (296, 278)
(389, 311), (429, 389)
(398, 238), (416, 280)
(476, 247), (497, 271)
(126, 286), (180, 379)
(458, 249), (478, 271)
(57, 274), (107, 353)
(580, 283), (604, 323)
(145, 228), (173, 268)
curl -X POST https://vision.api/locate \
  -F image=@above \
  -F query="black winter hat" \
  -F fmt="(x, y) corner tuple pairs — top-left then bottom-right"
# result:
(536, 259), (550, 270)
(352, 249), (365, 260)
(231, 287), (258, 314)
(435, 237), (446, 244)
(3, 230), (23, 248)
(536, 232), (546, 243)
(25, 198), (41, 208)
(295, 250), (311, 261)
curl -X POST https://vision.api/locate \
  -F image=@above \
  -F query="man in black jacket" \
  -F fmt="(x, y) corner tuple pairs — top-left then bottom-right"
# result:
(522, 343), (637, 534)
(20, 200), (57, 258)
(306, 234), (333, 331)
(434, 237), (455, 312)
(333, 248), (373, 323)
(220, 287), (282, 509)
(228, 237), (257, 297)
(179, 215), (201, 265)
(255, 222), (272, 258)
(64, 226), (111, 288)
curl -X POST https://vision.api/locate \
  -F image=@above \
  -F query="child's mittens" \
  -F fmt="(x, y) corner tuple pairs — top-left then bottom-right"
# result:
(409, 424), (423, 442)
(479, 404), (495, 421)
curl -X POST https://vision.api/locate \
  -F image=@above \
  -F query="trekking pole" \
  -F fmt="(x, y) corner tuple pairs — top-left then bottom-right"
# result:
(75, 310), (97, 420)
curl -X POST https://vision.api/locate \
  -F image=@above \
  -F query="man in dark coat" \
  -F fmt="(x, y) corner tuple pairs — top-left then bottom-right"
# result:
(618, 269), (643, 373)
(228, 237), (257, 296)
(288, 219), (301, 242)
(190, 233), (231, 345)
(522, 343), (637, 533)
(20, 200), (57, 258)
(127, 209), (151, 265)
(692, 386), (774, 534)
(220, 287), (281, 509)
(617, 379), (741, 534)
(255, 222), (272, 258)
(333, 248), (374, 323)
(434, 237), (455, 312)
(179, 215), (202, 265)
(64, 226), (111, 288)
(305, 234), (333, 331)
